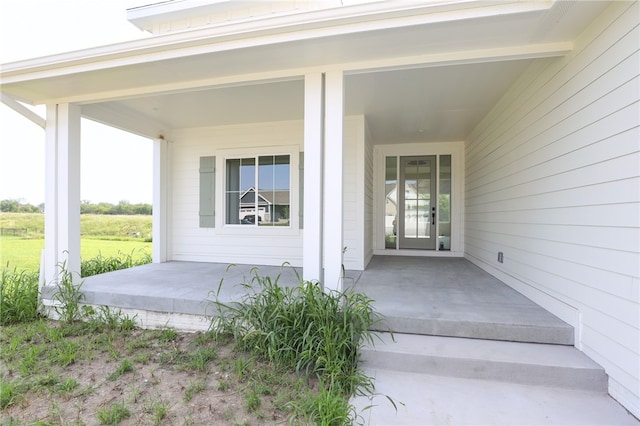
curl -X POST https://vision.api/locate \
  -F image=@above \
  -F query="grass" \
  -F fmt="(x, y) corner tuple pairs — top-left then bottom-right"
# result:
(0, 212), (152, 240)
(0, 212), (152, 271)
(0, 237), (151, 272)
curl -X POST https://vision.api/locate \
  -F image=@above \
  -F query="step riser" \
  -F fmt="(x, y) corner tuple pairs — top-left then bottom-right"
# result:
(361, 349), (608, 392)
(373, 316), (575, 345)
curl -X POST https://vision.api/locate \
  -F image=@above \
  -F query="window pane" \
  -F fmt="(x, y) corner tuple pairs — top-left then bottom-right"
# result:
(226, 157), (255, 225)
(385, 156), (397, 249)
(258, 155), (290, 226)
(438, 155), (451, 250)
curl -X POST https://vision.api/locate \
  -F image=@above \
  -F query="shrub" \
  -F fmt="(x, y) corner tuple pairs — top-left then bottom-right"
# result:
(0, 265), (40, 325)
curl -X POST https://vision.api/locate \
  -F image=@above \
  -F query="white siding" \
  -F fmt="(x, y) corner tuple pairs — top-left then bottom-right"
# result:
(465, 2), (639, 417)
(170, 120), (304, 266)
(363, 118), (374, 267)
(169, 117), (366, 270)
(343, 115), (367, 270)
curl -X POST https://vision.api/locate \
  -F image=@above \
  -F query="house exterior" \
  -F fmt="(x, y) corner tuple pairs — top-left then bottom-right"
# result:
(1, 0), (638, 418)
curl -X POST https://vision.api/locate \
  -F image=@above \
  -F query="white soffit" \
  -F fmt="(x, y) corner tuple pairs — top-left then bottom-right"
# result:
(0, 0), (611, 105)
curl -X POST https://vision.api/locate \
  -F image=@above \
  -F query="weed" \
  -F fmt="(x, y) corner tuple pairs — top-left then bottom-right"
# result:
(217, 378), (229, 392)
(0, 265), (40, 325)
(244, 388), (261, 412)
(108, 359), (134, 381)
(210, 267), (384, 424)
(87, 306), (137, 332)
(294, 385), (353, 425)
(52, 339), (80, 367)
(184, 379), (206, 402)
(158, 328), (178, 343)
(233, 358), (252, 382)
(97, 401), (130, 425)
(186, 347), (217, 371)
(56, 377), (79, 395)
(145, 398), (170, 425)
(129, 384), (142, 404)
(133, 352), (151, 364)
(0, 379), (19, 409)
(51, 261), (86, 324)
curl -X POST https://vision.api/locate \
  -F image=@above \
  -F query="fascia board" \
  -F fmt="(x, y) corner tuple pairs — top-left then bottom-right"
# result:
(12, 41), (572, 106)
(1, 0), (551, 82)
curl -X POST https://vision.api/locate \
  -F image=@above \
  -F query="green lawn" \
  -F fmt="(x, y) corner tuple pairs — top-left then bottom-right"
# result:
(1, 237), (151, 272)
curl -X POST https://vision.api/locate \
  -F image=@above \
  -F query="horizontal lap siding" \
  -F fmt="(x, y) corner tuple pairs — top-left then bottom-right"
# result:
(342, 116), (365, 270)
(170, 121), (304, 267)
(465, 1), (639, 417)
(170, 118), (365, 269)
(363, 120), (374, 267)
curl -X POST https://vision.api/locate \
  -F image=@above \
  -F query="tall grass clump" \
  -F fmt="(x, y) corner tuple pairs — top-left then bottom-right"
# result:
(210, 267), (383, 424)
(81, 249), (151, 277)
(0, 265), (40, 325)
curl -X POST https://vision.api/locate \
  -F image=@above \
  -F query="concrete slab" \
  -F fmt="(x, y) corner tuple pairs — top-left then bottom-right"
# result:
(351, 368), (639, 426)
(355, 256), (574, 344)
(42, 261), (306, 316)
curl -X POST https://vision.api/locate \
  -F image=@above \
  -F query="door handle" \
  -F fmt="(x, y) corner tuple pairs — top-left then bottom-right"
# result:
(432, 212), (435, 225)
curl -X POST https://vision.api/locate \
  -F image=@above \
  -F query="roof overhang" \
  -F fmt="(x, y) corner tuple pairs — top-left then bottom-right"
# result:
(0, 0), (610, 142)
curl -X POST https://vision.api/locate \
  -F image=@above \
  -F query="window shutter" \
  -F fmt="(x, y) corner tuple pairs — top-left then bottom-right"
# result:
(299, 151), (304, 229)
(199, 156), (215, 228)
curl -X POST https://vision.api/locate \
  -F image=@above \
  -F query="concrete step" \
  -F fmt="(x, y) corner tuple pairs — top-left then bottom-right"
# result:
(360, 333), (607, 391)
(351, 368), (639, 426)
(372, 309), (575, 345)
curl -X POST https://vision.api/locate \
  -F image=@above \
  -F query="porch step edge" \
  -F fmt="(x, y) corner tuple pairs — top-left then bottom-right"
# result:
(373, 314), (575, 345)
(360, 332), (607, 391)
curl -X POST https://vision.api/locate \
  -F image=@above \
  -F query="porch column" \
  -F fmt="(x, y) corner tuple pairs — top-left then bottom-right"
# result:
(323, 70), (344, 292)
(303, 73), (324, 283)
(43, 103), (81, 286)
(152, 137), (169, 263)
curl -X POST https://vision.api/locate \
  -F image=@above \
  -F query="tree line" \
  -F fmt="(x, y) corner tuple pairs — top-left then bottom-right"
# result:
(1, 199), (152, 215)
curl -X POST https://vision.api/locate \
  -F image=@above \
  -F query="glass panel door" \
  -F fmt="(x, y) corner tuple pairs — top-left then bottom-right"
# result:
(398, 156), (436, 250)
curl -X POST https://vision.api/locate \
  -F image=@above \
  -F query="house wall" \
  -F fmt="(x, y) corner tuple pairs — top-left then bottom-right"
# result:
(363, 118), (374, 267)
(464, 1), (639, 417)
(168, 116), (366, 270)
(342, 115), (367, 270)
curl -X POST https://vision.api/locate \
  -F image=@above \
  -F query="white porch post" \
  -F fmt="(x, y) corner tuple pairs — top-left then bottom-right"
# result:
(43, 103), (81, 285)
(152, 137), (169, 263)
(323, 70), (344, 292)
(303, 73), (324, 283)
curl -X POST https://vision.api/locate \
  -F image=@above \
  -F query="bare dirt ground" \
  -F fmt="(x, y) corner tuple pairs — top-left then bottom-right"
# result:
(1, 322), (317, 425)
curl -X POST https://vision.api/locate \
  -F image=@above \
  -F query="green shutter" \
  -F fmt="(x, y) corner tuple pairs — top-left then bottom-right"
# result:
(299, 151), (304, 229)
(199, 156), (215, 228)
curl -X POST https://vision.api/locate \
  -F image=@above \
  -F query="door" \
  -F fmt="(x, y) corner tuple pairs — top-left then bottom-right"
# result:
(398, 156), (436, 250)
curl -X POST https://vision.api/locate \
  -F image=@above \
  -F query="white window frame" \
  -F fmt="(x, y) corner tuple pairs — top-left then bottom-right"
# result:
(215, 145), (300, 236)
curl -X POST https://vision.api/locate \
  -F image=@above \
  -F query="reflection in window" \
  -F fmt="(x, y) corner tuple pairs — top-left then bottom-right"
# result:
(438, 155), (451, 250)
(385, 157), (397, 248)
(226, 155), (290, 226)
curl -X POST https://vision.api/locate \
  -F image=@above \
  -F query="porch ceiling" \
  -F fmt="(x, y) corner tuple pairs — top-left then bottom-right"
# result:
(0, 0), (610, 143)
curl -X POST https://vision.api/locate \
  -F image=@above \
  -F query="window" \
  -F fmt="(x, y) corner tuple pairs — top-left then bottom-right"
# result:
(225, 155), (290, 226)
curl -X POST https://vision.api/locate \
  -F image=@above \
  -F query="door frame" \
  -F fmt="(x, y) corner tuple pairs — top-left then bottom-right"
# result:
(372, 141), (465, 256)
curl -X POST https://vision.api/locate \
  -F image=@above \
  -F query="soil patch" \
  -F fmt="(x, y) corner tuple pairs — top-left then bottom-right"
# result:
(1, 320), (317, 425)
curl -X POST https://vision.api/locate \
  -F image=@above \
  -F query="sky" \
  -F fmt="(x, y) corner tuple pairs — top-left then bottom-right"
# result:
(0, 0), (155, 205)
